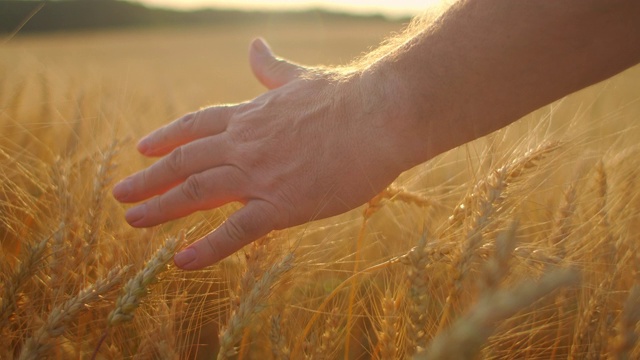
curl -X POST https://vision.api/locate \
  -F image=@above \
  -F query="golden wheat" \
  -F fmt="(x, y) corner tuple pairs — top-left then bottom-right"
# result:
(107, 233), (181, 327)
(1, 17), (640, 359)
(19, 266), (128, 360)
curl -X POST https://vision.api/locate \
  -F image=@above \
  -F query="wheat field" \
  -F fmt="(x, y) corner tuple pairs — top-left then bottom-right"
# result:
(2, 17), (640, 360)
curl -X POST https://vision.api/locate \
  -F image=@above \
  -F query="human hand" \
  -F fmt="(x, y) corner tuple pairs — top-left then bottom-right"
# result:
(112, 38), (418, 270)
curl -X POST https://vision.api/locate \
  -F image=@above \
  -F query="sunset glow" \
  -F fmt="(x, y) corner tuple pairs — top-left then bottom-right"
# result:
(135, 0), (438, 18)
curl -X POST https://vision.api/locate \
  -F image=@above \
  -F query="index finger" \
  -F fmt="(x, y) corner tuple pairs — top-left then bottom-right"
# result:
(137, 105), (232, 157)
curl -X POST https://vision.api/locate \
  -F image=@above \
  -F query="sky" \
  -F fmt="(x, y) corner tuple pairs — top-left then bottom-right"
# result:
(136, 0), (437, 18)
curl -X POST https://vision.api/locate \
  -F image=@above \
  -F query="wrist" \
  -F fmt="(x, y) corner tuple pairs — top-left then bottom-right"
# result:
(358, 52), (456, 171)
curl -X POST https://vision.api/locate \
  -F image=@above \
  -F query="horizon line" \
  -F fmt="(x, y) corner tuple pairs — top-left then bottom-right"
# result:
(133, 0), (425, 19)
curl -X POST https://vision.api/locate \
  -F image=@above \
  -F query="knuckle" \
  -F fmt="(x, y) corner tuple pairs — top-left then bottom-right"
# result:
(181, 175), (204, 202)
(260, 201), (285, 230)
(229, 126), (255, 144)
(223, 216), (246, 245)
(138, 168), (150, 190)
(203, 236), (222, 260)
(153, 197), (166, 217)
(223, 165), (247, 188)
(273, 194), (295, 228)
(178, 111), (198, 134)
(165, 147), (185, 174)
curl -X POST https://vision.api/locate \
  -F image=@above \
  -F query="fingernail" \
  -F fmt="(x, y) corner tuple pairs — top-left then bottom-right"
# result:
(137, 137), (150, 154)
(174, 248), (197, 268)
(125, 204), (146, 225)
(112, 179), (132, 201)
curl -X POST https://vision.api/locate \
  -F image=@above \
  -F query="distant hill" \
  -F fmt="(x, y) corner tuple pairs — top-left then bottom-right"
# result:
(0, 0), (400, 34)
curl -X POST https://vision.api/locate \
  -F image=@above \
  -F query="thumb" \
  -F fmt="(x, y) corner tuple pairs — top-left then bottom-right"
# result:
(249, 38), (305, 89)
(173, 200), (277, 270)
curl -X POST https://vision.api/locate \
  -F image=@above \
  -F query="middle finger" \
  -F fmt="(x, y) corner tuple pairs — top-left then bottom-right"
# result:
(113, 134), (231, 203)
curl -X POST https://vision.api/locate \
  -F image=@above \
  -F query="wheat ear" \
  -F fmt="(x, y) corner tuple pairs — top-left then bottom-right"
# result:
(438, 166), (508, 333)
(107, 234), (180, 326)
(311, 307), (341, 360)
(18, 266), (128, 360)
(0, 234), (49, 330)
(344, 185), (432, 356)
(417, 269), (579, 360)
(449, 141), (561, 227)
(480, 221), (518, 291)
(377, 291), (400, 360)
(270, 314), (291, 360)
(48, 157), (74, 298)
(610, 285), (640, 359)
(548, 183), (577, 256)
(217, 253), (294, 360)
(402, 235), (431, 356)
(90, 234), (180, 359)
(83, 139), (120, 266)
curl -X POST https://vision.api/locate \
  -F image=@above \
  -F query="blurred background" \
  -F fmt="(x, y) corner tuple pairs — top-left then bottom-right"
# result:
(1, 0), (416, 156)
(4, 1), (640, 359)
(0, 0), (424, 34)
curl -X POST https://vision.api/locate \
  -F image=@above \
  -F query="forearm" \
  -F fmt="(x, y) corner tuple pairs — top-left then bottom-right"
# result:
(377, 0), (640, 166)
